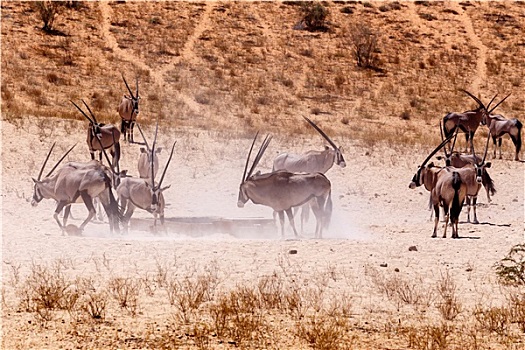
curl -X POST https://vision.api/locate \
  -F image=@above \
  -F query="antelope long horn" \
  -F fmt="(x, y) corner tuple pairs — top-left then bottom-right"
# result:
(488, 93), (511, 114)
(45, 143), (77, 178)
(486, 94), (498, 111)
(247, 134), (272, 179)
(150, 119), (159, 187)
(122, 74), (135, 99)
(135, 76), (139, 97)
(136, 123), (150, 151)
(482, 130), (491, 163)
(156, 141), (176, 190)
(37, 142), (56, 181)
(242, 132), (259, 183)
(461, 90), (486, 110)
(71, 100), (93, 123)
(421, 132), (456, 167)
(450, 127), (459, 154)
(303, 116), (338, 150)
(81, 99), (98, 124)
(439, 120), (449, 156)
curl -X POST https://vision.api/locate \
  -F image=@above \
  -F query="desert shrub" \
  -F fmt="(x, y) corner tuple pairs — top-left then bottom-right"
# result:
(32, 1), (62, 32)
(107, 276), (141, 316)
(299, 2), (329, 31)
(473, 304), (511, 334)
(347, 24), (381, 69)
(435, 271), (462, 321)
(295, 314), (350, 350)
(495, 244), (525, 286)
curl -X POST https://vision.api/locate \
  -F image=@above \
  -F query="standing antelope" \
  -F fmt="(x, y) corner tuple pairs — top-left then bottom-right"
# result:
(31, 144), (122, 234)
(430, 166), (467, 239)
(436, 122), (496, 203)
(71, 100), (121, 172)
(136, 123), (162, 179)
(443, 90), (508, 150)
(117, 122), (176, 233)
(118, 74), (140, 143)
(238, 133), (332, 239)
(484, 112), (522, 161)
(409, 134), (467, 238)
(272, 116), (344, 232)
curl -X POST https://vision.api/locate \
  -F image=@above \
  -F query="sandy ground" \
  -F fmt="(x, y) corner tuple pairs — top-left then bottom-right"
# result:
(1, 117), (524, 348)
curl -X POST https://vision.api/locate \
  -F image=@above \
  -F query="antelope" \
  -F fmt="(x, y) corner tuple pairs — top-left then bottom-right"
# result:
(71, 100), (121, 172)
(484, 112), (522, 161)
(31, 143), (122, 234)
(450, 134), (495, 224)
(409, 134), (467, 238)
(436, 122), (496, 203)
(136, 123), (162, 179)
(272, 116), (344, 232)
(442, 90), (508, 151)
(429, 165), (467, 238)
(116, 122), (176, 233)
(238, 133), (332, 239)
(117, 74), (140, 143)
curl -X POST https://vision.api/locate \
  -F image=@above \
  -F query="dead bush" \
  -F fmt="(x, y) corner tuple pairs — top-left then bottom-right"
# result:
(494, 243), (525, 286)
(347, 24), (381, 70)
(295, 314), (350, 350)
(299, 2), (329, 31)
(473, 304), (511, 335)
(435, 271), (462, 321)
(32, 1), (62, 33)
(107, 276), (141, 316)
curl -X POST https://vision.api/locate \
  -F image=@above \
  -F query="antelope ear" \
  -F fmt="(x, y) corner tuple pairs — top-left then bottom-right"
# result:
(339, 146), (344, 153)
(140, 147), (146, 153)
(156, 147), (162, 153)
(436, 156), (443, 160)
(324, 145), (330, 150)
(32, 177), (38, 183)
(427, 162), (435, 168)
(484, 162), (492, 168)
(160, 185), (171, 192)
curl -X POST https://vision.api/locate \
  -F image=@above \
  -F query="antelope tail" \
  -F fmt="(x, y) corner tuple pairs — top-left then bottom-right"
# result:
(323, 191), (332, 230)
(511, 119), (522, 154)
(450, 172), (463, 221)
(482, 169), (496, 196)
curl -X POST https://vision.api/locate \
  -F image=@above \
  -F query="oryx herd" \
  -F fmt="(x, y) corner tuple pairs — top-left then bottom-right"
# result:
(409, 90), (521, 239)
(30, 82), (521, 239)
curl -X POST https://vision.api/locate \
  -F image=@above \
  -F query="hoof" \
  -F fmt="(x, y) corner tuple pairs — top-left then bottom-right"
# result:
(64, 224), (83, 236)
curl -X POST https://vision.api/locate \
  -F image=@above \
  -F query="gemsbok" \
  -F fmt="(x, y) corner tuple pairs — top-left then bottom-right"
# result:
(409, 134), (467, 238)
(436, 122), (496, 203)
(136, 123), (162, 179)
(118, 74), (140, 143)
(238, 133), (332, 239)
(429, 165), (467, 238)
(71, 100), (121, 172)
(272, 116), (345, 232)
(31, 143), (122, 234)
(442, 90), (508, 151)
(484, 112), (522, 161)
(117, 123), (176, 233)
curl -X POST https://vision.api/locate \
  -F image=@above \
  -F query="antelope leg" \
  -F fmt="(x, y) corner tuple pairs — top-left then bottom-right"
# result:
(278, 211), (285, 238)
(285, 208), (299, 238)
(79, 191), (96, 230)
(54, 201), (69, 234)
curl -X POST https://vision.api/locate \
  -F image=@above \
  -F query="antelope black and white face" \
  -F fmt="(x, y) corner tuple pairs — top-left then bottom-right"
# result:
(335, 147), (346, 168)
(237, 183), (249, 208)
(409, 166), (423, 189)
(130, 96), (140, 118)
(31, 180), (44, 206)
(474, 162), (491, 184)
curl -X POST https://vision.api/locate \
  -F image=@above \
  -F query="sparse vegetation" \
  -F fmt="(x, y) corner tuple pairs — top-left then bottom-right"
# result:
(32, 1), (63, 33)
(347, 23), (381, 70)
(495, 244), (525, 286)
(299, 2), (329, 31)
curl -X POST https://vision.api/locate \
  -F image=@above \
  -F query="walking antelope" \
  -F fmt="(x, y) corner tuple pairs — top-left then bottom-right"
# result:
(117, 123), (176, 233)
(136, 123), (162, 179)
(117, 74), (140, 143)
(272, 116), (344, 232)
(31, 143), (122, 234)
(484, 112), (522, 161)
(71, 100), (121, 172)
(238, 133), (332, 239)
(443, 90), (508, 150)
